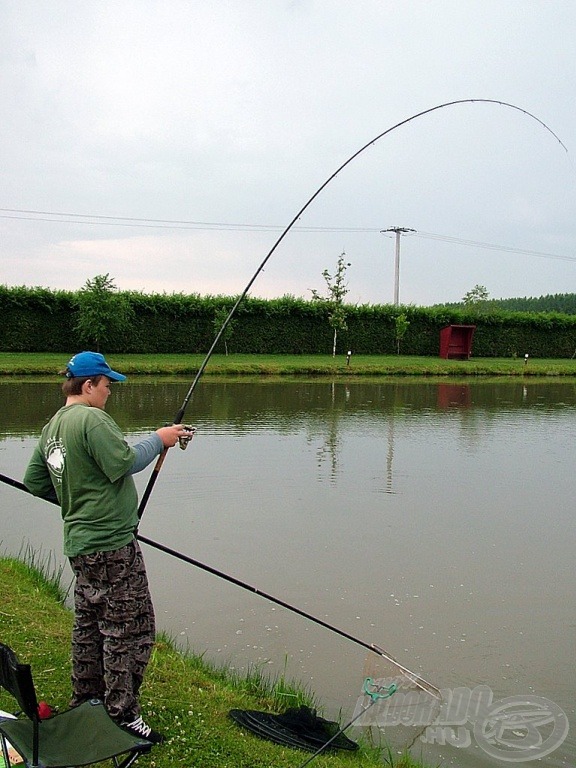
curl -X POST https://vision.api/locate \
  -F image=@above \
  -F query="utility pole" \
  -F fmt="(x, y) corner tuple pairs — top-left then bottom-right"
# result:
(380, 227), (415, 306)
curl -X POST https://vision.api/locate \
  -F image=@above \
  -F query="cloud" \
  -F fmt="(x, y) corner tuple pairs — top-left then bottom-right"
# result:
(1, 1), (575, 305)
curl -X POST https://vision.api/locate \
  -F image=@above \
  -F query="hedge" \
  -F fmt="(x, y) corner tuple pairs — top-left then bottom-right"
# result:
(2, 285), (576, 357)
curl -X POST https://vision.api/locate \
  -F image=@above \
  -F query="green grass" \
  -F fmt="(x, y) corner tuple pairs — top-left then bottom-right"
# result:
(0, 555), (423, 768)
(1, 351), (576, 377)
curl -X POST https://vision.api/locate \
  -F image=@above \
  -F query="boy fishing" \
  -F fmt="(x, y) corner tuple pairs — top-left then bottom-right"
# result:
(24, 351), (188, 743)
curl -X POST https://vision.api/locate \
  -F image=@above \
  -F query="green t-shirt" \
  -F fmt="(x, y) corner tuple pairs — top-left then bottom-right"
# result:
(24, 404), (138, 557)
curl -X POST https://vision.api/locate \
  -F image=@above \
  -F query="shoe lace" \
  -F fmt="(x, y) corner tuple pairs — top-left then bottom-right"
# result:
(127, 716), (152, 738)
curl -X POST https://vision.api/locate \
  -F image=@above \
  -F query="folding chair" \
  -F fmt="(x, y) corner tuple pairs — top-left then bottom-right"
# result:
(0, 643), (154, 768)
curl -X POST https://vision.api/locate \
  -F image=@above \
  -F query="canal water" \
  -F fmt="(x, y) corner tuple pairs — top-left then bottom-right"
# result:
(0, 377), (574, 767)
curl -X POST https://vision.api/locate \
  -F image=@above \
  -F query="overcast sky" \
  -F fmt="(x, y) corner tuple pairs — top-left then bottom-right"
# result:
(2, 1), (575, 306)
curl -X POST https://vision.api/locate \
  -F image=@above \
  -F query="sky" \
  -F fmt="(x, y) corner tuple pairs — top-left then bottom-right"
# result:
(1, 1), (575, 307)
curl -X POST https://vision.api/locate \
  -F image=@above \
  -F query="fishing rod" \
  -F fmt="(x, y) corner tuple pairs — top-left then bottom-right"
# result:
(2, 100), (566, 701)
(136, 534), (440, 698)
(137, 97), (568, 518)
(0, 471), (439, 698)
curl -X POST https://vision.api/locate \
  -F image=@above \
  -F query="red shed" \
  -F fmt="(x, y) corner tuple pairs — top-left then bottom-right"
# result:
(439, 324), (476, 360)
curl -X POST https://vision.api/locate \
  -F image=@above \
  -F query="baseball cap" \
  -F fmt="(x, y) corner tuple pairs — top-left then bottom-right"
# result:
(65, 351), (127, 382)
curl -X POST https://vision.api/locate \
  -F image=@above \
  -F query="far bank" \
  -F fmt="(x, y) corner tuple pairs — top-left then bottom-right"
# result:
(2, 352), (576, 377)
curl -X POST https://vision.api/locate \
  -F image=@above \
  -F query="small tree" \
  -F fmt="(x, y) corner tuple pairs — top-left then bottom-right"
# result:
(213, 305), (236, 356)
(74, 274), (134, 352)
(311, 252), (351, 357)
(394, 312), (410, 355)
(462, 284), (490, 308)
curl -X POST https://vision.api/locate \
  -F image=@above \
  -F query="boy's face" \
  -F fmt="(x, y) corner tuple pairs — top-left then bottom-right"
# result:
(85, 376), (112, 410)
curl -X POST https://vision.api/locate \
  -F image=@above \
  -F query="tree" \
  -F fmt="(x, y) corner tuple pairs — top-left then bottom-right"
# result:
(74, 274), (134, 352)
(213, 305), (236, 356)
(311, 252), (351, 357)
(462, 284), (490, 307)
(394, 312), (410, 355)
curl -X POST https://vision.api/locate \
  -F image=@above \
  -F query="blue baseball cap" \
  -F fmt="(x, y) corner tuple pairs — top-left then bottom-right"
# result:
(65, 351), (126, 382)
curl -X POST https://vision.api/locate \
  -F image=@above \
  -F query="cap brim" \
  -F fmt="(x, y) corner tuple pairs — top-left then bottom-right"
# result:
(106, 370), (127, 382)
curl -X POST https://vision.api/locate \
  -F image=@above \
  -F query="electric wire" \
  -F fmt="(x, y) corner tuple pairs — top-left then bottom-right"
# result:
(135, 99), (569, 521)
(1, 208), (573, 263)
(1, 99), (568, 707)
(415, 231), (576, 263)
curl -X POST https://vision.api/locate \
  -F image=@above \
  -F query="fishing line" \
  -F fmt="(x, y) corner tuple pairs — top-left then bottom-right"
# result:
(0, 471), (439, 698)
(1, 99), (566, 705)
(137, 97), (567, 519)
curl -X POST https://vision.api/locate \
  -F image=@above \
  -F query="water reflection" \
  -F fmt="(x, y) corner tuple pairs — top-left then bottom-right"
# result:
(437, 383), (472, 408)
(1, 377), (575, 768)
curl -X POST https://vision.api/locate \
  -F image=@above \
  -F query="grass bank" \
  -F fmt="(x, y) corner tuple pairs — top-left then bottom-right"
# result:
(0, 554), (426, 768)
(1, 351), (576, 377)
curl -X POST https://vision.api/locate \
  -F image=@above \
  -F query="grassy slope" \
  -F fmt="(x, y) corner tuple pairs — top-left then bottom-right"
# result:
(0, 556), (421, 768)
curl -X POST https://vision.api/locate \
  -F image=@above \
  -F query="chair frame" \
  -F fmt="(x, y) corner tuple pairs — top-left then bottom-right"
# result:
(0, 642), (154, 768)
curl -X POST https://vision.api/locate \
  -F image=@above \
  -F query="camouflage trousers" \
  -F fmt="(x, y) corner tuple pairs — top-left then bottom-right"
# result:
(68, 539), (155, 722)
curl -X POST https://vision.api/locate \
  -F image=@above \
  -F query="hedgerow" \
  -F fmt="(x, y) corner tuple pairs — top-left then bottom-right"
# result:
(2, 285), (576, 357)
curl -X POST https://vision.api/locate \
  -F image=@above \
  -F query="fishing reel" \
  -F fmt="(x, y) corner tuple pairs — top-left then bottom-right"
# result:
(178, 425), (196, 450)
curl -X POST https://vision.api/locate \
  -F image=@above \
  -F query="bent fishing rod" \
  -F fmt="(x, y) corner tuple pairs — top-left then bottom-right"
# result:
(0, 470), (439, 698)
(137, 97), (567, 518)
(2, 101), (566, 700)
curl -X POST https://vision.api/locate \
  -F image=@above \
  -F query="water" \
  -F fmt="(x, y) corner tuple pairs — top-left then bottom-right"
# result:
(1, 377), (574, 767)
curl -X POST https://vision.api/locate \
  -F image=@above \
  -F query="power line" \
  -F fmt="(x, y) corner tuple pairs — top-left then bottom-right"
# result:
(0, 207), (375, 233)
(414, 230), (576, 263)
(1, 206), (574, 263)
